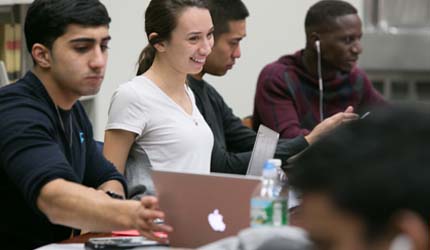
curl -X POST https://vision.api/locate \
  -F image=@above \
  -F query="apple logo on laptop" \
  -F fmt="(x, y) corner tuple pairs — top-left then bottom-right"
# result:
(208, 209), (226, 232)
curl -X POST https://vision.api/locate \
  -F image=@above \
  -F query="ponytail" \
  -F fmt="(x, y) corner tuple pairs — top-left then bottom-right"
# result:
(137, 44), (156, 75)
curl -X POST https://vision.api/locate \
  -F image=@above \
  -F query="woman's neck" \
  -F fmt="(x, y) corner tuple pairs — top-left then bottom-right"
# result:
(144, 56), (188, 98)
(144, 55), (193, 115)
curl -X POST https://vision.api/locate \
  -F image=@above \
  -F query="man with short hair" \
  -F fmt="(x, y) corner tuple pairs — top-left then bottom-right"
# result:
(253, 0), (385, 139)
(0, 0), (171, 249)
(289, 105), (429, 250)
(189, 0), (357, 174)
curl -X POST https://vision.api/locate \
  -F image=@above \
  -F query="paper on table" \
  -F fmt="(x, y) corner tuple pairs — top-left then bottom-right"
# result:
(34, 243), (84, 250)
(112, 230), (168, 239)
(112, 230), (140, 236)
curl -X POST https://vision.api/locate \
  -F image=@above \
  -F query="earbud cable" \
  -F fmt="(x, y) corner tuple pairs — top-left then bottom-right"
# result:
(316, 41), (324, 122)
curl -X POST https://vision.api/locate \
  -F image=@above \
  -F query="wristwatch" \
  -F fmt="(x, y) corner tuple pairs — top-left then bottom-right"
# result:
(105, 191), (125, 200)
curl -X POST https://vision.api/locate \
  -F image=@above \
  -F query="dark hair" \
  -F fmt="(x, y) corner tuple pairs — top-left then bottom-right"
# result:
(137, 0), (208, 75)
(206, 0), (249, 39)
(25, 0), (110, 55)
(305, 0), (357, 35)
(289, 105), (430, 239)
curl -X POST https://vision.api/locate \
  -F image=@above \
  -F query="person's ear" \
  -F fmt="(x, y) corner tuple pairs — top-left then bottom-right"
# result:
(149, 32), (166, 52)
(31, 43), (51, 68)
(390, 211), (428, 250)
(310, 32), (320, 50)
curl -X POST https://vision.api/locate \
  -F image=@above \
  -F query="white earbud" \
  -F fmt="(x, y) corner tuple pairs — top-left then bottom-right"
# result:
(389, 234), (413, 250)
(315, 40), (320, 54)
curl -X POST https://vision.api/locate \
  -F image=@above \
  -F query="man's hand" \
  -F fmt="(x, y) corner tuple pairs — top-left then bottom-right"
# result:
(132, 196), (173, 243)
(305, 106), (358, 144)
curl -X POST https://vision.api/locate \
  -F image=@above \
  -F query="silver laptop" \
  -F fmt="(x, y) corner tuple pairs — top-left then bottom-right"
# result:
(246, 124), (280, 176)
(151, 170), (260, 248)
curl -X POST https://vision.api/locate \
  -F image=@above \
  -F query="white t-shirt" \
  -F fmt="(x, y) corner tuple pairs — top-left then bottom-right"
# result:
(106, 75), (214, 174)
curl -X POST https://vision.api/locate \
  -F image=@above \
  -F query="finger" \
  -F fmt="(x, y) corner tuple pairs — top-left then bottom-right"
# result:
(343, 117), (359, 123)
(328, 111), (353, 121)
(138, 220), (173, 233)
(326, 112), (347, 123)
(150, 222), (174, 233)
(140, 196), (159, 209)
(137, 208), (166, 224)
(344, 106), (354, 113)
(144, 208), (165, 219)
(137, 215), (173, 233)
(342, 113), (359, 119)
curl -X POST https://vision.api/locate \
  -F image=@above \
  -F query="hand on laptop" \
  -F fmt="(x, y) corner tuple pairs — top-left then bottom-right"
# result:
(132, 196), (173, 243)
(305, 106), (359, 144)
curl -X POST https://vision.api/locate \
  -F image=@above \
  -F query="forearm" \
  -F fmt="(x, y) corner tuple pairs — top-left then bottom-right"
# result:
(224, 119), (257, 153)
(210, 143), (250, 174)
(275, 136), (309, 164)
(37, 178), (136, 232)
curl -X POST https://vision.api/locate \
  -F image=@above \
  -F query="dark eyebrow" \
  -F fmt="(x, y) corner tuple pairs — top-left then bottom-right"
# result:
(69, 36), (111, 44)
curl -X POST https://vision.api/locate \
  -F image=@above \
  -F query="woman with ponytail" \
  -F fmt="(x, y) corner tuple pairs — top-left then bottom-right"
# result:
(104, 0), (215, 182)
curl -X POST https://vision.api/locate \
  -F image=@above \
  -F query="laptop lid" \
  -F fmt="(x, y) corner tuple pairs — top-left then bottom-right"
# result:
(151, 169), (260, 248)
(0, 61), (9, 87)
(246, 125), (280, 176)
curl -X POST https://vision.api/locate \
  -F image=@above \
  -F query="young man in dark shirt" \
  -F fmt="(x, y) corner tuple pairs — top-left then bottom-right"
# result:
(0, 1), (171, 249)
(253, 0), (384, 139)
(188, 0), (357, 174)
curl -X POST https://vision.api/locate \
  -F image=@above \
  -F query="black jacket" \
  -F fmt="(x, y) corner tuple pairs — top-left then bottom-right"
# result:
(0, 72), (126, 249)
(188, 76), (308, 174)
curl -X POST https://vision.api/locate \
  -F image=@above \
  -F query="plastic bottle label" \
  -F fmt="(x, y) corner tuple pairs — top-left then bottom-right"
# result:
(250, 198), (288, 226)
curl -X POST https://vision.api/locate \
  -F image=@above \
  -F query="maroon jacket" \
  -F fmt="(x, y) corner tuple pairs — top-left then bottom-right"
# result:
(253, 50), (385, 138)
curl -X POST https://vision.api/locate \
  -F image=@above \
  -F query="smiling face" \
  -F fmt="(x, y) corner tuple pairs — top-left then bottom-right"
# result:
(202, 19), (246, 76)
(318, 14), (363, 73)
(161, 7), (214, 75)
(46, 24), (110, 99)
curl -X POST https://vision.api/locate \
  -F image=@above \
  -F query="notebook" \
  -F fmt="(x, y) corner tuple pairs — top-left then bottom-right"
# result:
(246, 124), (280, 176)
(151, 170), (260, 248)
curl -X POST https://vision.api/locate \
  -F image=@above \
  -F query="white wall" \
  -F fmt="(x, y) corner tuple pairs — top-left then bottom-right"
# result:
(96, 0), (149, 140)
(95, 0), (362, 140)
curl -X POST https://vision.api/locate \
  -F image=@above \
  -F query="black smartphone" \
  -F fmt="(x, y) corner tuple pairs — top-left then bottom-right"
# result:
(360, 111), (370, 119)
(84, 236), (168, 250)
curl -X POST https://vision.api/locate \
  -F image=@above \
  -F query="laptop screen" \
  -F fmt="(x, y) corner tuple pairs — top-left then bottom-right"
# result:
(246, 125), (280, 176)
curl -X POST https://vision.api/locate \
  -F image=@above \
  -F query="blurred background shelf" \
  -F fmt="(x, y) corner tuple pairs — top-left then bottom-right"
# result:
(0, 0), (32, 5)
(361, 0), (430, 104)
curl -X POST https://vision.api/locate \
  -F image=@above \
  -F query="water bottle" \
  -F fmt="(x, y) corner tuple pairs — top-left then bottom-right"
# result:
(250, 159), (288, 227)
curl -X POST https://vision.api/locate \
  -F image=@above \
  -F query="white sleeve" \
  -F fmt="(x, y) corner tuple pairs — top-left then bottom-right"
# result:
(105, 83), (147, 136)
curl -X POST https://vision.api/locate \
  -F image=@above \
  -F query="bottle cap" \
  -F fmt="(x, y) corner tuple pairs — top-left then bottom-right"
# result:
(262, 160), (277, 178)
(268, 159), (282, 168)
